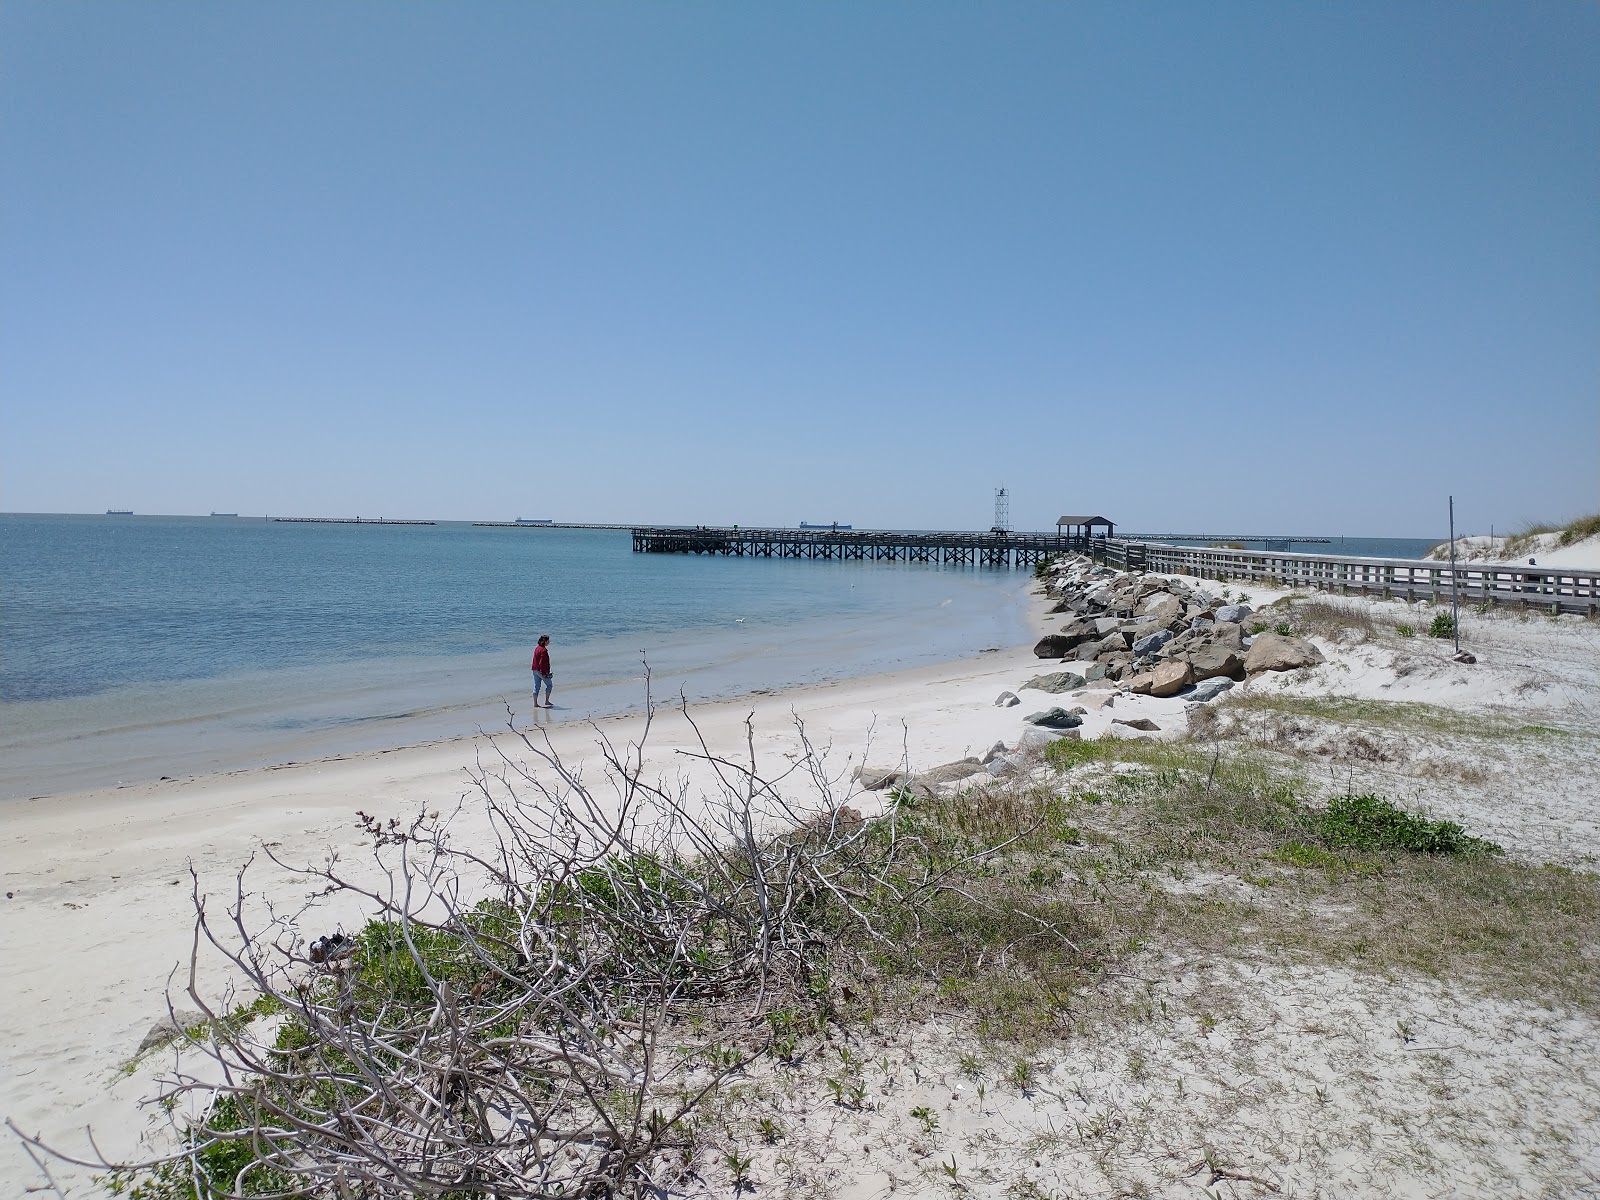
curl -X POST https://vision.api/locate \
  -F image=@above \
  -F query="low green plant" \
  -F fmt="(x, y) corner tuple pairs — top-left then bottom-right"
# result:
(1316, 793), (1501, 857)
(1428, 612), (1456, 639)
(1273, 621), (1294, 637)
(104, 1095), (293, 1199)
(1395, 623), (1416, 638)
(910, 1105), (939, 1136)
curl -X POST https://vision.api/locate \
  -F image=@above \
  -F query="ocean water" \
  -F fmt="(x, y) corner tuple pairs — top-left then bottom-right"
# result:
(0, 515), (1033, 799)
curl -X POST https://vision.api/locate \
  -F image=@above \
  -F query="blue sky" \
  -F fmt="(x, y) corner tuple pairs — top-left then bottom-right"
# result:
(2, 3), (1595, 536)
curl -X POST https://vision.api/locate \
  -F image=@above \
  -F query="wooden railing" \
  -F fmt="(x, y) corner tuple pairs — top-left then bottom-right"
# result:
(1090, 539), (1600, 616)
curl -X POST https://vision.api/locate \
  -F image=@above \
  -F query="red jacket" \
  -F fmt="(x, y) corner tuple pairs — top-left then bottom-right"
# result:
(532, 645), (551, 674)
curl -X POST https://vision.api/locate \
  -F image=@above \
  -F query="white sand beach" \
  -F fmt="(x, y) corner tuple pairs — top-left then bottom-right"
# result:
(5, 570), (1599, 1198)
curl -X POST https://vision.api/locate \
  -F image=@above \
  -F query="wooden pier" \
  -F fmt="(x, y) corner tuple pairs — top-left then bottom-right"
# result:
(631, 526), (1079, 568)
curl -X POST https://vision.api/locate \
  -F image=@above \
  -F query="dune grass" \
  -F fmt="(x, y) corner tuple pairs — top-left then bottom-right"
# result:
(833, 736), (1600, 1045)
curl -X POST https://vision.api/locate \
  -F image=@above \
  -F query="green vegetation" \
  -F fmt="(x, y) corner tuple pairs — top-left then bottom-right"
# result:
(1395, 622), (1416, 638)
(1429, 612), (1456, 639)
(1316, 793), (1501, 857)
(84, 710), (1600, 1196)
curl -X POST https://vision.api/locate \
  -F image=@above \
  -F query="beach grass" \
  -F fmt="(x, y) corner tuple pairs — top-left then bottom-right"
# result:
(830, 737), (1600, 1046)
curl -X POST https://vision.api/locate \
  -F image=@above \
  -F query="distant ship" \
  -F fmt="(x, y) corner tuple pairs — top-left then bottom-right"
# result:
(105, 509), (133, 515)
(515, 518), (553, 525)
(210, 511), (238, 517)
(799, 522), (852, 530)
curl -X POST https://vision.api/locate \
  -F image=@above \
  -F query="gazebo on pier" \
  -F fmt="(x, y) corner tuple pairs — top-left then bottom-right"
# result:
(1056, 514), (1116, 540)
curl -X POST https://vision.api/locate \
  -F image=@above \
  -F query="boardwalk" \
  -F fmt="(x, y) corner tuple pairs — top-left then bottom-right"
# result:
(1095, 540), (1600, 616)
(631, 526), (1078, 568)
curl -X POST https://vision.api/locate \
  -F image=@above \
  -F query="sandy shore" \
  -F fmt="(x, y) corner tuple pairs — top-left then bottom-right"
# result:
(5, 569), (1598, 1197)
(4, 581), (1097, 1195)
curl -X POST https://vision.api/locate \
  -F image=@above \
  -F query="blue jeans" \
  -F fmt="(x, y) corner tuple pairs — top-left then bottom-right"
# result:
(533, 672), (553, 702)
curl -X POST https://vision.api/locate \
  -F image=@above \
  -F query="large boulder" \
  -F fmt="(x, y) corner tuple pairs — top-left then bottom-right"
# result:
(1215, 603), (1253, 624)
(994, 690), (1021, 707)
(1132, 628), (1174, 657)
(1019, 726), (1080, 751)
(855, 766), (902, 791)
(1092, 616), (1123, 635)
(1022, 672), (1087, 694)
(1186, 676), (1235, 704)
(1185, 644), (1246, 682)
(1097, 632), (1130, 654)
(1137, 593), (1184, 628)
(1033, 634), (1076, 658)
(916, 759), (985, 784)
(1244, 633), (1325, 674)
(1152, 659), (1195, 697)
(1023, 707), (1084, 729)
(1207, 621), (1245, 650)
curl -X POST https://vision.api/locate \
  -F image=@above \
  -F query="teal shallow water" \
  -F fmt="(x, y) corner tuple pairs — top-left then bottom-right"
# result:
(0, 516), (1032, 798)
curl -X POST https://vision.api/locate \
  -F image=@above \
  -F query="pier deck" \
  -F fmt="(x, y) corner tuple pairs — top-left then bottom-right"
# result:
(631, 526), (1078, 568)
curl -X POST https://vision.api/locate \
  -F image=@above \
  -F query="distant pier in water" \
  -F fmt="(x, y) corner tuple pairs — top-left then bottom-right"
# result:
(273, 517), (436, 526)
(632, 526), (1077, 568)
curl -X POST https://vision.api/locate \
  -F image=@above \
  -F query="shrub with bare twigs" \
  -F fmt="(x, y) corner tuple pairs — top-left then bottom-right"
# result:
(17, 700), (979, 1199)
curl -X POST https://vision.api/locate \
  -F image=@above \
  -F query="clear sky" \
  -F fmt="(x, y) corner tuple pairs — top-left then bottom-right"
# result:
(2, 3), (1595, 536)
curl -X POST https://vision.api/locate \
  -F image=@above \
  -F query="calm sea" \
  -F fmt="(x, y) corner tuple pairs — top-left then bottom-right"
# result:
(0, 515), (1034, 799)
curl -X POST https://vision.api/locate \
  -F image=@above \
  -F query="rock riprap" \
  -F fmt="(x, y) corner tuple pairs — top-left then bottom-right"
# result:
(1032, 557), (1323, 687)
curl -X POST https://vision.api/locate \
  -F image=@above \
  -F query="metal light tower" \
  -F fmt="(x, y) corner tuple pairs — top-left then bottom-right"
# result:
(992, 486), (1011, 534)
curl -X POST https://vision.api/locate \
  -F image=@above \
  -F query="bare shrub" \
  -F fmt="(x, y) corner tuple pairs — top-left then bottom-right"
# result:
(18, 703), (974, 1199)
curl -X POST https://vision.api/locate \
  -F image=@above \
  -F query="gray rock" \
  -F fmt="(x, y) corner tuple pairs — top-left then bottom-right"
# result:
(1092, 616), (1123, 635)
(1185, 644), (1246, 682)
(1186, 676), (1235, 703)
(1032, 634), (1076, 658)
(1137, 593), (1184, 627)
(994, 690), (1021, 707)
(1083, 663), (1107, 681)
(916, 759), (985, 784)
(138, 1009), (204, 1053)
(1019, 726), (1080, 751)
(1131, 628), (1174, 656)
(855, 766), (902, 791)
(1022, 671), (1087, 694)
(1215, 603), (1253, 624)
(980, 740), (1009, 765)
(1112, 717), (1161, 732)
(1022, 707), (1085, 729)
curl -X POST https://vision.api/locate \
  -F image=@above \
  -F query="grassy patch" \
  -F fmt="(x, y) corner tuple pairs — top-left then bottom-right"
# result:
(839, 736), (1600, 1043)
(1219, 693), (1575, 741)
(1316, 793), (1500, 857)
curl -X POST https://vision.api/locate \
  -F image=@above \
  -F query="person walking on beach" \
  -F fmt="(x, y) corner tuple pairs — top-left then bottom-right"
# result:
(531, 635), (553, 708)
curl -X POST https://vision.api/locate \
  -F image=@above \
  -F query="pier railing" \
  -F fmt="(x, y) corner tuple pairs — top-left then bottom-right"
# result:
(631, 526), (1080, 568)
(1093, 539), (1600, 616)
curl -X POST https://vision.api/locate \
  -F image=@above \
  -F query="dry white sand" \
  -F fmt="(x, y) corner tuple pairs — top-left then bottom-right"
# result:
(4, 573), (1598, 1198)
(1431, 531), (1600, 572)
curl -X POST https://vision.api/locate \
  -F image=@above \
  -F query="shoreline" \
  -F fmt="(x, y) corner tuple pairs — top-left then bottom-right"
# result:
(0, 561), (1035, 802)
(6, 564), (1598, 1197)
(0, 580), (1066, 1195)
